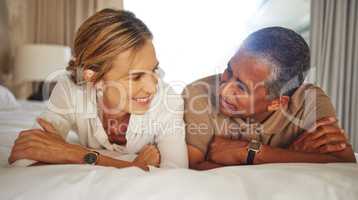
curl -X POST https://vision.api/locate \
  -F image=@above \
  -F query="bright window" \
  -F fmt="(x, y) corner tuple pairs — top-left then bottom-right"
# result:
(125, 0), (261, 92)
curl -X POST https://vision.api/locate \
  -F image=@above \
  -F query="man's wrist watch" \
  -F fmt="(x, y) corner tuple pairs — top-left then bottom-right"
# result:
(83, 151), (100, 165)
(246, 140), (261, 165)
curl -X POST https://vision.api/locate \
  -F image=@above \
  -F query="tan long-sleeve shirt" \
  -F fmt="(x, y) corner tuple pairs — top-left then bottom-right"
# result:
(183, 75), (337, 156)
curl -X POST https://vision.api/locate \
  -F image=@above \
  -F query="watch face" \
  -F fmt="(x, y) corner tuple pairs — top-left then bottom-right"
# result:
(249, 140), (261, 152)
(84, 152), (98, 164)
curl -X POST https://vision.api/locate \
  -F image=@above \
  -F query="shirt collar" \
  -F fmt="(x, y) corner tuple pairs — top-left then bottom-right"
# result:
(209, 75), (308, 136)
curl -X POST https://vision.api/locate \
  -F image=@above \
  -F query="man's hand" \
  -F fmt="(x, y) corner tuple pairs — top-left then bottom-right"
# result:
(8, 118), (87, 165)
(133, 145), (160, 168)
(208, 136), (248, 165)
(289, 117), (348, 154)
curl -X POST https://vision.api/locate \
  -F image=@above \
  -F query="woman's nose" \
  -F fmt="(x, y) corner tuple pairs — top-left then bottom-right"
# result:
(142, 74), (158, 94)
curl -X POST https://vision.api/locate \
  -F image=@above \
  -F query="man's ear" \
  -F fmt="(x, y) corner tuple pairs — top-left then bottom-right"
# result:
(83, 69), (96, 82)
(267, 96), (289, 111)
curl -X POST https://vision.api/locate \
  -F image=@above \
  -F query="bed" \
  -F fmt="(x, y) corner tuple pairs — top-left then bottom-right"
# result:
(1, 100), (358, 200)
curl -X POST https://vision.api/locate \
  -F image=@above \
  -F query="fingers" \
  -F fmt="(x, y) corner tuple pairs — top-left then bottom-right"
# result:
(291, 125), (348, 154)
(318, 143), (346, 154)
(139, 145), (160, 166)
(311, 133), (347, 149)
(17, 128), (63, 143)
(12, 139), (46, 154)
(294, 117), (337, 145)
(37, 118), (57, 134)
(9, 149), (29, 164)
(18, 129), (43, 137)
(144, 145), (160, 159)
(15, 129), (50, 147)
(303, 126), (347, 150)
(137, 163), (150, 171)
(307, 117), (337, 133)
(9, 129), (50, 164)
(310, 126), (345, 140)
(9, 141), (45, 164)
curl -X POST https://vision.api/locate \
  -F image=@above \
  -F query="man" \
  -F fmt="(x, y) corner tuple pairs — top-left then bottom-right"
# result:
(183, 27), (356, 170)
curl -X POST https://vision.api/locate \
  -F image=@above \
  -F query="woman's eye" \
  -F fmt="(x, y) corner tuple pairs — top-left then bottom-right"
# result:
(132, 75), (142, 81)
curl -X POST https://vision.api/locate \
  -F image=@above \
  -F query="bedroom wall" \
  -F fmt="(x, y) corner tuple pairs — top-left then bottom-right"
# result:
(2, 0), (123, 99)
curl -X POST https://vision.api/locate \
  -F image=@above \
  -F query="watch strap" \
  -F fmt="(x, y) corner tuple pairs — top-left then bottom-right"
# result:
(246, 149), (256, 165)
(246, 140), (261, 165)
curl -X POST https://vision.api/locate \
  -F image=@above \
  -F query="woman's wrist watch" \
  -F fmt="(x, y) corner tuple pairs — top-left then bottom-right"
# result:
(83, 151), (100, 165)
(246, 140), (261, 165)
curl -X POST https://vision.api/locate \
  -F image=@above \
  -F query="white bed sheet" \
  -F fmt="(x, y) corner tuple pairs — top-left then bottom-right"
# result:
(1, 101), (358, 200)
(0, 100), (46, 166)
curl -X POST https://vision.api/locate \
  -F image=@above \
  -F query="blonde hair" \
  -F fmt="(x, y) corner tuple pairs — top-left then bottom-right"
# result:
(66, 9), (152, 84)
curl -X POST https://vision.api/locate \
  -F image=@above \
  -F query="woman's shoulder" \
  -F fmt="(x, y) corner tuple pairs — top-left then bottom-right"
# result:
(49, 73), (94, 108)
(50, 73), (93, 100)
(53, 73), (82, 91)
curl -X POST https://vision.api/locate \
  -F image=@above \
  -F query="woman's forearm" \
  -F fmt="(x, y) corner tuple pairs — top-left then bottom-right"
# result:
(67, 144), (136, 169)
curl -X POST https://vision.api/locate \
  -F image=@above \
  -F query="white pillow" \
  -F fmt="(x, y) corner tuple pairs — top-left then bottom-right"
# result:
(0, 85), (19, 110)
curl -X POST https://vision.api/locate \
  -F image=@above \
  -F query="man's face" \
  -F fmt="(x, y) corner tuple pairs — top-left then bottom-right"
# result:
(219, 51), (272, 118)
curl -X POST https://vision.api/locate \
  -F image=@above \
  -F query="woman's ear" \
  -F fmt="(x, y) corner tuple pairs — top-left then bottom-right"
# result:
(267, 96), (289, 111)
(83, 69), (96, 82)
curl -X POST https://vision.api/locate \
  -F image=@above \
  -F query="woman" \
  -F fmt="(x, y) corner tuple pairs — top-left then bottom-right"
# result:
(8, 9), (188, 170)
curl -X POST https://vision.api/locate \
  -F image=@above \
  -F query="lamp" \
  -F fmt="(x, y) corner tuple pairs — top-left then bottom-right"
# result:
(14, 44), (71, 100)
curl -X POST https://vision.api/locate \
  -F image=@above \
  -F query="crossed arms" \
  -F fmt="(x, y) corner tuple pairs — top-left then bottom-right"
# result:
(188, 117), (357, 170)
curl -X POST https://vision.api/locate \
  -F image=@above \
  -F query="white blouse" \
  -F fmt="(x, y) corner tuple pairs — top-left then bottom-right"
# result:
(29, 74), (188, 168)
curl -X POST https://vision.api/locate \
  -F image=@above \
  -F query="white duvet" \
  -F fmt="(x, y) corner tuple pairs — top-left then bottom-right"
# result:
(1, 101), (358, 200)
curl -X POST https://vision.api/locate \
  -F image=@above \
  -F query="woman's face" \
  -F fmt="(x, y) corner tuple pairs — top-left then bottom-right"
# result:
(99, 40), (159, 117)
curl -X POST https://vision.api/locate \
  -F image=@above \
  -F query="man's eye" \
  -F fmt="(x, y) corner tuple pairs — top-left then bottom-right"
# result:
(236, 81), (248, 93)
(237, 82), (245, 90)
(221, 70), (232, 82)
(226, 70), (233, 80)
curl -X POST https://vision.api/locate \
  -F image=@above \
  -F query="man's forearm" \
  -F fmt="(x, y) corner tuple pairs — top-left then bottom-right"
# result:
(209, 141), (356, 165)
(254, 145), (356, 164)
(190, 161), (223, 170)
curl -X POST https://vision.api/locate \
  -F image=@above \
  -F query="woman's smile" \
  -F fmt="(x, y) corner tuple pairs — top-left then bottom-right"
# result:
(132, 95), (153, 105)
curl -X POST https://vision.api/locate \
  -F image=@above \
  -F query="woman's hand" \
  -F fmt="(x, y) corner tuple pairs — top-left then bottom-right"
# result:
(8, 118), (87, 165)
(133, 145), (160, 168)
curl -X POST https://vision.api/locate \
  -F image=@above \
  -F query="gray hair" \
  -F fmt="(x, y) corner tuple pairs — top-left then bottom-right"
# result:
(240, 27), (310, 100)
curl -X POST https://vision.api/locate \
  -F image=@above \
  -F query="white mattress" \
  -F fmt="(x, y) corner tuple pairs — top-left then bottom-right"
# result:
(0, 101), (358, 200)
(0, 100), (46, 166)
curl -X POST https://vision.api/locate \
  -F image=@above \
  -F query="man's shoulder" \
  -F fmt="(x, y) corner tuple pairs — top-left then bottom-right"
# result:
(291, 83), (336, 127)
(295, 83), (327, 94)
(182, 74), (221, 96)
(291, 83), (331, 105)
